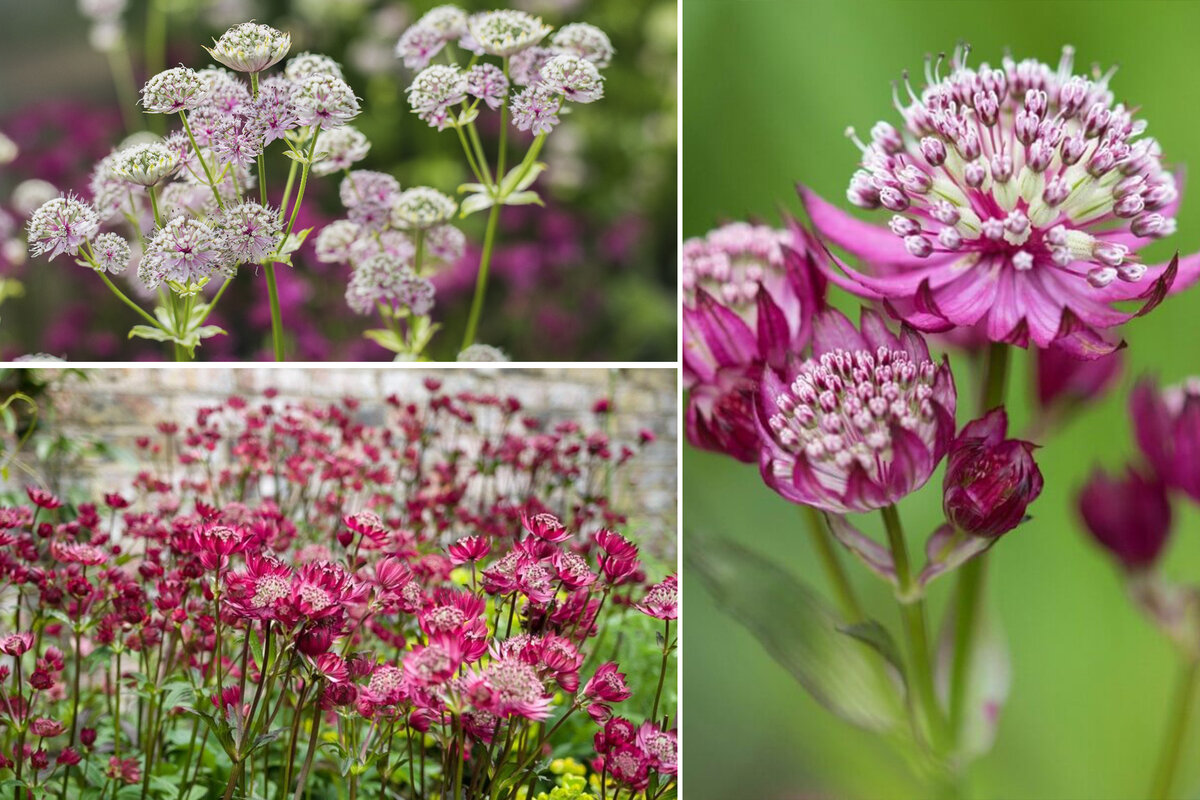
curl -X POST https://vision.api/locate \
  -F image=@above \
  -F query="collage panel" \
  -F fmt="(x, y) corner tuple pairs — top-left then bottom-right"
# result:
(682, 2), (1200, 800)
(0, 0), (677, 363)
(0, 365), (678, 797)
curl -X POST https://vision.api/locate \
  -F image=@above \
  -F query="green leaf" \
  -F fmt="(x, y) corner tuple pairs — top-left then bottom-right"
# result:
(363, 329), (406, 354)
(459, 192), (495, 218)
(838, 620), (906, 682)
(502, 190), (544, 207)
(129, 325), (176, 343)
(687, 533), (903, 732)
(498, 161), (546, 196)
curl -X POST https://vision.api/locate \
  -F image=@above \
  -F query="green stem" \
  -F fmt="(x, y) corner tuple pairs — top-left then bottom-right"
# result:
(881, 505), (947, 754)
(291, 689), (324, 800)
(460, 201), (501, 351)
(980, 341), (1011, 413)
(948, 556), (984, 739)
(147, 185), (164, 229)
(97, 269), (168, 335)
(281, 131), (320, 242)
(105, 46), (141, 135)
(179, 112), (225, 210)
(650, 619), (671, 723)
(192, 278), (232, 328)
(804, 506), (863, 621)
(1148, 658), (1199, 800)
(263, 263), (285, 361)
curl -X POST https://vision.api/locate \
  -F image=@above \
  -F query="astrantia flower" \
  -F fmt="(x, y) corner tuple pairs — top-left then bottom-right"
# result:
(27, 195), (99, 260)
(346, 254), (435, 316)
(479, 657), (552, 719)
(340, 170), (401, 209)
(395, 6), (468, 70)
(49, 540), (108, 566)
(294, 74), (360, 130)
(0, 633), (33, 656)
(634, 574), (677, 620)
(509, 47), (555, 88)
(943, 408), (1043, 537)
(314, 220), (361, 264)
(218, 202), (281, 264)
(110, 142), (179, 186)
(448, 535), (490, 565)
(1079, 466), (1172, 569)
(464, 63), (510, 111)
(803, 44), (1199, 359)
(205, 23), (291, 73)
(392, 187), (457, 230)
(551, 23), (614, 68)
(252, 75), (298, 144)
(457, 344), (509, 362)
(582, 662), (632, 703)
(197, 68), (251, 114)
(1036, 344), (1122, 410)
(1131, 377), (1200, 501)
(209, 115), (266, 170)
(522, 511), (569, 543)
(284, 52), (343, 83)
(757, 308), (957, 513)
(226, 554), (292, 619)
(539, 54), (604, 104)
(424, 224), (466, 266)
(138, 217), (224, 288)
(635, 723), (677, 775)
(141, 67), (210, 114)
(467, 10), (552, 57)
(407, 65), (468, 131)
(90, 232), (130, 274)
(509, 87), (560, 136)
(312, 126), (370, 176)
(683, 222), (821, 462)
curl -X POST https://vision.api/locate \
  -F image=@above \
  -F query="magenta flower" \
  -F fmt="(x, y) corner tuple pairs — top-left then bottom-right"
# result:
(801, 44), (1200, 359)
(757, 308), (956, 513)
(1079, 466), (1172, 569)
(943, 409), (1043, 537)
(1131, 377), (1200, 501)
(682, 221), (822, 462)
(1035, 344), (1123, 410)
(582, 661), (632, 703)
(634, 573), (677, 620)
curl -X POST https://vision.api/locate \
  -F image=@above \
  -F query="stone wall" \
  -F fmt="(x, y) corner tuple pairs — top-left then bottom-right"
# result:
(6, 366), (678, 557)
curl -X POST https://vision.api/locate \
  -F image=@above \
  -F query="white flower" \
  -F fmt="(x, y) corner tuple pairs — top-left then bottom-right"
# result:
(110, 142), (180, 186)
(391, 187), (456, 230)
(539, 54), (604, 104)
(467, 10), (552, 57)
(457, 344), (509, 362)
(312, 126), (371, 176)
(550, 23), (613, 68)
(206, 22), (291, 73)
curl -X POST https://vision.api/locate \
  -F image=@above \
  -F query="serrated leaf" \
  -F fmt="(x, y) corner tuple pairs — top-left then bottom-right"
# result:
(688, 533), (903, 732)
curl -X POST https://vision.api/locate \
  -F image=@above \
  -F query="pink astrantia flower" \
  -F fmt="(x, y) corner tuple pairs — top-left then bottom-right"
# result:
(582, 661), (632, 703)
(1131, 377), (1200, 501)
(801, 44), (1200, 359)
(634, 573), (677, 620)
(1035, 343), (1123, 410)
(757, 308), (957, 513)
(682, 221), (823, 462)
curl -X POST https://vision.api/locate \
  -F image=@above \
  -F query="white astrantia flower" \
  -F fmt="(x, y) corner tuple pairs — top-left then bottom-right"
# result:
(141, 67), (210, 114)
(407, 65), (468, 130)
(284, 52), (344, 83)
(0, 132), (16, 166)
(539, 54), (604, 104)
(457, 344), (509, 362)
(110, 142), (180, 186)
(294, 73), (360, 130)
(391, 187), (457, 230)
(550, 23), (613, 68)
(27, 195), (100, 260)
(205, 22), (291, 73)
(311, 126), (371, 176)
(314, 219), (361, 263)
(90, 232), (131, 273)
(467, 10), (552, 58)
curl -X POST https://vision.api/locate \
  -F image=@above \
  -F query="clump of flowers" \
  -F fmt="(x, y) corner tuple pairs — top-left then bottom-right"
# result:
(310, 6), (614, 358)
(24, 22), (361, 361)
(0, 379), (675, 799)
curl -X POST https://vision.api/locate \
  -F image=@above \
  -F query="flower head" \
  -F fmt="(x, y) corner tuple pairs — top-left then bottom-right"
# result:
(138, 217), (225, 288)
(1131, 377), (1200, 501)
(206, 23), (291, 73)
(509, 87), (560, 136)
(683, 222), (821, 462)
(1036, 345), (1123, 410)
(583, 661), (631, 703)
(943, 408), (1043, 537)
(90, 232), (130, 274)
(395, 6), (468, 70)
(217, 202), (281, 265)
(391, 187), (456, 230)
(141, 67), (210, 113)
(551, 23), (614, 68)
(284, 52), (343, 82)
(110, 142), (179, 186)
(757, 308), (957, 513)
(407, 65), (468, 131)
(634, 574), (677, 620)
(539, 54), (604, 104)
(294, 74), (359, 130)
(312, 126), (370, 176)
(1079, 465), (1172, 569)
(464, 63), (510, 111)
(27, 195), (99, 260)
(803, 44), (1199, 359)
(467, 11), (552, 57)
(457, 344), (509, 362)
(346, 254), (435, 316)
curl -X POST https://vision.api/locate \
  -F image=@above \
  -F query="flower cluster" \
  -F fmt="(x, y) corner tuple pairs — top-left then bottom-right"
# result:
(23, 22), (361, 361)
(0, 380), (675, 799)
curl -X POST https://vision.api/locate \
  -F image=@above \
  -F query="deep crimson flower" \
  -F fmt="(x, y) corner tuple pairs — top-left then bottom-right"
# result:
(26, 488), (62, 510)
(1035, 345), (1123, 411)
(79, 728), (96, 748)
(0, 633), (34, 656)
(943, 409), (1043, 537)
(106, 756), (141, 784)
(191, 524), (250, 569)
(757, 308), (957, 513)
(683, 222), (823, 462)
(29, 718), (64, 738)
(1131, 378), (1200, 501)
(604, 743), (650, 791)
(636, 722), (678, 775)
(103, 493), (130, 510)
(49, 540), (108, 566)
(56, 747), (81, 766)
(634, 574), (678, 620)
(801, 44), (1200, 359)
(1079, 466), (1172, 569)
(465, 657), (553, 720)
(521, 512), (570, 543)
(224, 553), (292, 620)
(582, 662), (632, 703)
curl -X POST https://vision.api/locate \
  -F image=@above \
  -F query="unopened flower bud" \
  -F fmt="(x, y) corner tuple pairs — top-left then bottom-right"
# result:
(943, 409), (1043, 538)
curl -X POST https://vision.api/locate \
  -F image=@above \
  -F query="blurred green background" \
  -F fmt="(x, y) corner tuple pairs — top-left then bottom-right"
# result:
(683, 1), (1200, 799)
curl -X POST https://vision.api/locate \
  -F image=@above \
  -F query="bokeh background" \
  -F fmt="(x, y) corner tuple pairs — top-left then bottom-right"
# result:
(0, 0), (676, 361)
(684, 1), (1200, 799)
